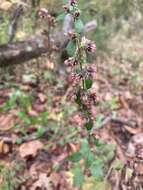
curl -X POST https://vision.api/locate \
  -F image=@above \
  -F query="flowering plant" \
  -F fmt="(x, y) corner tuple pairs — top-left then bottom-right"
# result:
(64, 0), (96, 131)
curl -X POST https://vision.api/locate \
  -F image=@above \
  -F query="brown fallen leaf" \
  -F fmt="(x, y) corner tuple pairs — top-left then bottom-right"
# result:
(50, 172), (61, 187)
(29, 161), (52, 179)
(38, 93), (47, 103)
(0, 140), (11, 155)
(0, 114), (14, 131)
(54, 152), (68, 163)
(134, 161), (143, 175)
(19, 140), (44, 158)
(28, 109), (39, 117)
(67, 142), (80, 153)
(30, 173), (52, 190)
(118, 94), (129, 109)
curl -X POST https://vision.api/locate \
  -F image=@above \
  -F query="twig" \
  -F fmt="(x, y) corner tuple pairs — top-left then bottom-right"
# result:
(8, 4), (24, 43)
(0, 129), (52, 144)
(91, 116), (137, 134)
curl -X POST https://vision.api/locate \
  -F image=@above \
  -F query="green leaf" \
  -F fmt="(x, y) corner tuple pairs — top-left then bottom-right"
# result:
(56, 13), (66, 21)
(36, 127), (45, 138)
(80, 139), (90, 155)
(40, 111), (49, 125)
(82, 178), (111, 190)
(69, 5), (74, 12)
(85, 79), (93, 89)
(66, 41), (76, 56)
(16, 138), (22, 145)
(75, 93), (82, 106)
(90, 161), (104, 179)
(84, 120), (93, 131)
(19, 96), (31, 110)
(94, 180), (112, 190)
(74, 18), (84, 33)
(95, 114), (104, 128)
(68, 152), (82, 162)
(85, 151), (95, 167)
(18, 111), (31, 125)
(112, 159), (124, 170)
(22, 74), (36, 84)
(73, 165), (84, 188)
(92, 137), (104, 148)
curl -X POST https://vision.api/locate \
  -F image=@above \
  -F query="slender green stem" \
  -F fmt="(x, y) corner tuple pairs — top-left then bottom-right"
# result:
(75, 37), (85, 89)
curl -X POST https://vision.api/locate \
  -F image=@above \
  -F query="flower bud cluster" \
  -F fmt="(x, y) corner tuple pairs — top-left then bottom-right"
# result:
(70, 0), (77, 6)
(86, 64), (96, 79)
(64, 57), (78, 67)
(67, 88), (96, 119)
(38, 8), (56, 27)
(63, 0), (97, 128)
(68, 31), (77, 40)
(68, 73), (83, 86)
(63, 0), (80, 19)
(81, 37), (96, 53)
(77, 90), (96, 119)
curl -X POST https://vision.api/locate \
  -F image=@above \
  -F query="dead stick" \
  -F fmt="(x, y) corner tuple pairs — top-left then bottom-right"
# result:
(0, 129), (52, 144)
(91, 116), (137, 133)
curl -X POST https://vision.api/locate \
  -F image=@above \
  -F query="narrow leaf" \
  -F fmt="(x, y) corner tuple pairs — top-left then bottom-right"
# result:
(75, 93), (82, 106)
(68, 152), (82, 162)
(85, 78), (93, 89)
(84, 120), (93, 131)
(74, 18), (84, 33)
(66, 41), (76, 56)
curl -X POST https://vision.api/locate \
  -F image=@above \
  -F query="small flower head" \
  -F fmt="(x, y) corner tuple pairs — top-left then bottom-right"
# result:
(81, 94), (92, 109)
(89, 92), (96, 102)
(63, 5), (70, 13)
(86, 42), (96, 53)
(47, 15), (56, 27)
(38, 8), (48, 19)
(68, 31), (77, 40)
(64, 57), (78, 67)
(66, 89), (76, 102)
(70, 0), (77, 6)
(87, 64), (96, 73)
(81, 37), (96, 53)
(74, 10), (81, 18)
(68, 73), (83, 86)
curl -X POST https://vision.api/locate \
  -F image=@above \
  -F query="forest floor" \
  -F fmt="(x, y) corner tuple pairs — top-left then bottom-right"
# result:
(0, 47), (143, 190)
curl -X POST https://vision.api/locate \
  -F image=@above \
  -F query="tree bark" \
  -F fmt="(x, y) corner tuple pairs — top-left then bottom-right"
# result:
(0, 35), (49, 67)
(0, 16), (97, 67)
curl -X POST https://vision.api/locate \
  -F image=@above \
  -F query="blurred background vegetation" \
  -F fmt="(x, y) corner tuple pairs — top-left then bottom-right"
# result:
(0, 0), (143, 90)
(1, 0), (143, 53)
(1, 0), (143, 45)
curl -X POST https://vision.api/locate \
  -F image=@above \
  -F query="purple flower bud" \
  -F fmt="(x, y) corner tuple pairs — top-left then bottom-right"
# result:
(38, 8), (48, 19)
(66, 90), (76, 102)
(70, 0), (77, 6)
(68, 31), (77, 40)
(63, 5), (70, 13)
(68, 73), (83, 86)
(64, 57), (78, 67)
(89, 92), (96, 102)
(87, 64), (96, 73)
(47, 15), (56, 27)
(81, 37), (96, 53)
(74, 10), (81, 18)
(86, 42), (96, 53)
